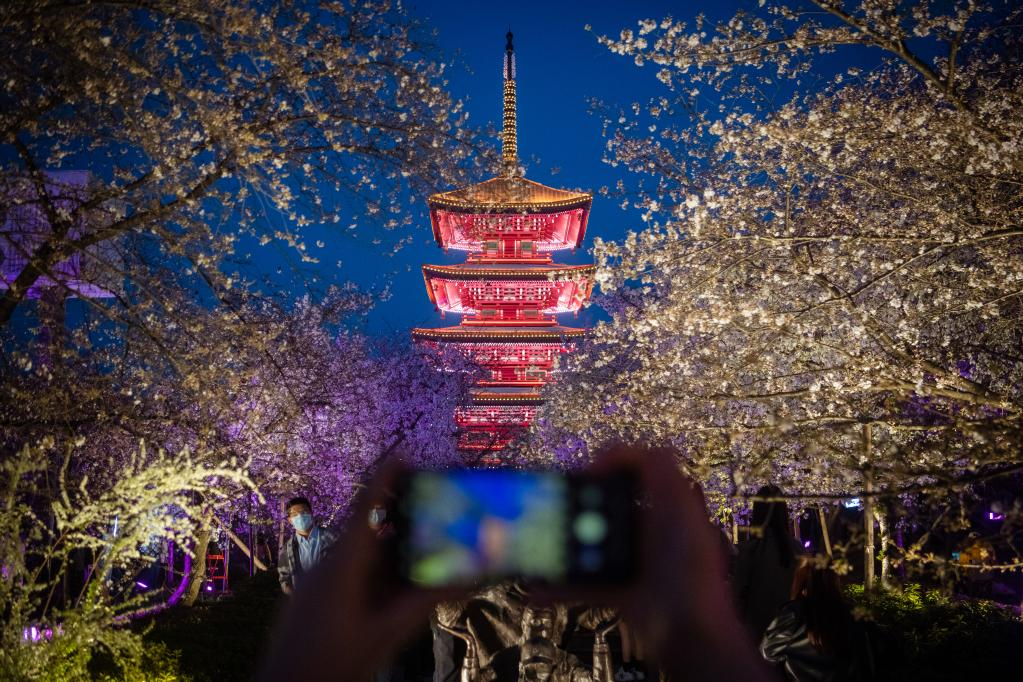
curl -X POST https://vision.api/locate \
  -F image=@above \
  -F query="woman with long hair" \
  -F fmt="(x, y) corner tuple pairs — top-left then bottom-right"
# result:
(734, 485), (803, 639)
(759, 558), (875, 681)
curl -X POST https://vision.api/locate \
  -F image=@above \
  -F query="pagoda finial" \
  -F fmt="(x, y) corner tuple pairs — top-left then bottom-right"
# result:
(501, 30), (518, 176)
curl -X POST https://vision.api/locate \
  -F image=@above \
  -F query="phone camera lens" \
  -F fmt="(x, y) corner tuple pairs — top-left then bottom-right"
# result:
(573, 511), (607, 545)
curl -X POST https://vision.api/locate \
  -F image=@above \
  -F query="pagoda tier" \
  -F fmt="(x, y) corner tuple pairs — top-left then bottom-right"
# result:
(422, 263), (595, 322)
(457, 341), (570, 387)
(456, 404), (539, 454)
(412, 329), (581, 388)
(429, 176), (591, 254)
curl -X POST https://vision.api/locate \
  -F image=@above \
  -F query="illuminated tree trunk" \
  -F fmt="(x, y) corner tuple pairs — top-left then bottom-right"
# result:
(184, 508), (213, 606)
(213, 517), (267, 571)
(877, 507), (892, 588)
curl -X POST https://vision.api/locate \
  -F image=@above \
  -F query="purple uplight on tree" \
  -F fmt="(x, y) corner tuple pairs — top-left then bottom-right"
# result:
(0, 171), (120, 300)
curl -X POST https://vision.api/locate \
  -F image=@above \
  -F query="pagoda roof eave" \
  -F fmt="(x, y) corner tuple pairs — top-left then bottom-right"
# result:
(412, 326), (586, 343)
(428, 176), (592, 215)
(422, 263), (596, 282)
(470, 394), (546, 406)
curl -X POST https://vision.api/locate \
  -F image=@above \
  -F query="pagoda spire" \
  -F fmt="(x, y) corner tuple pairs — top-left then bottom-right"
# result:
(501, 30), (518, 176)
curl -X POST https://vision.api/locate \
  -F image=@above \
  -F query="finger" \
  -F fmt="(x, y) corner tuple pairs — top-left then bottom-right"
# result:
(345, 460), (476, 608)
(534, 443), (659, 606)
(589, 442), (697, 513)
(338, 457), (409, 583)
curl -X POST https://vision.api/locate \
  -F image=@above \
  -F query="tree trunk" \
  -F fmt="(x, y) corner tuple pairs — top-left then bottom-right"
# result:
(818, 506), (833, 557)
(248, 505), (256, 577)
(876, 506), (892, 588)
(184, 509), (213, 606)
(862, 424), (875, 592)
(277, 498), (287, 558)
(35, 288), (65, 369)
(896, 524), (907, 581)
(212, 516), (268, 571)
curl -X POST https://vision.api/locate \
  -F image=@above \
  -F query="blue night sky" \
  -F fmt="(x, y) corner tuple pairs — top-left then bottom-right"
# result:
(315, 0), (719, 338)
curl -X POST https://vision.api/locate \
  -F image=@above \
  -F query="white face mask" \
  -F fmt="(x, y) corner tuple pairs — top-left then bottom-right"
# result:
(290, 512), (314, 533)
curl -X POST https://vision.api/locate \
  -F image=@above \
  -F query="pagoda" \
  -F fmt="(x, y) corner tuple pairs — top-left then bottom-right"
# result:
(413, 32), (595, 461)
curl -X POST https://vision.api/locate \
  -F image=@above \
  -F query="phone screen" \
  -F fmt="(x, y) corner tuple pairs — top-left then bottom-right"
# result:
(394, 469), (637, 587)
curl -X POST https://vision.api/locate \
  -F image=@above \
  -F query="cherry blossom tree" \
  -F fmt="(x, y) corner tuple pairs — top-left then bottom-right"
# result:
(0, 438), (257, 679)
(531, 2), (1023, 580)
(0, 0), (486, 332)
(2, 284), (470, 597)
(1, 0), (482, 636)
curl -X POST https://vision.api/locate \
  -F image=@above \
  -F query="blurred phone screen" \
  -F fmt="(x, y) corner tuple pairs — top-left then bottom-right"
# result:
(395, 469), (637, 587)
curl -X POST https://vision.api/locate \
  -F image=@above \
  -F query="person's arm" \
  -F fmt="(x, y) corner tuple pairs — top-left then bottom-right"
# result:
(759, 604), (800, 663)
(320, 527), (340, 554)
(734, 541), (754, 613)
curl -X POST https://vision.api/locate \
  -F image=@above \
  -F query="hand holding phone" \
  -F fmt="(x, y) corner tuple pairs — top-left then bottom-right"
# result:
(260, 447), (773, 682)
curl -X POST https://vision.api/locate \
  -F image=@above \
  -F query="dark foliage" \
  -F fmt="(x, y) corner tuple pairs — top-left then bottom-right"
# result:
(849, 584), (1023, 680)
(140, 571), (284, 681)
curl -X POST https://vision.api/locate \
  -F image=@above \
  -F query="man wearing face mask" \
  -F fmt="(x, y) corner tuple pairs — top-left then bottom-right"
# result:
(278, 496), (339, 596)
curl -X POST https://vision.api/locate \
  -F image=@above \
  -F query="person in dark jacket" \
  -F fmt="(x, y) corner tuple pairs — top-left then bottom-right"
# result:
(734, 484), (803, 639)
(278, 496), (339, 595)
(759, 558), (875, 681)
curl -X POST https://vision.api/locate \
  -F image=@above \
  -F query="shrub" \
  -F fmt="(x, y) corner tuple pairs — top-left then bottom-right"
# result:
(848, 583), (1023, 680)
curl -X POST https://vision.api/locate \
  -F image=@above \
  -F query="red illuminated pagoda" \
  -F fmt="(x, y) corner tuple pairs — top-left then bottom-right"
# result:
(413, 32), (595, 460)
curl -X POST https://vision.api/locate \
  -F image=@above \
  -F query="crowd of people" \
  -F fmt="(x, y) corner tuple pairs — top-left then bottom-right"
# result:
(264, 447), (877, 681)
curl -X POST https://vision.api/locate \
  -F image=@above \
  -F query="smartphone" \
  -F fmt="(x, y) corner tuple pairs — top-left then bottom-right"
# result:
(390, 469), (639, 587)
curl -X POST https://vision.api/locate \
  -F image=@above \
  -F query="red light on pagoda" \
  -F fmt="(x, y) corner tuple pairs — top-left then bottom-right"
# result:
(412, 32), (595, 463)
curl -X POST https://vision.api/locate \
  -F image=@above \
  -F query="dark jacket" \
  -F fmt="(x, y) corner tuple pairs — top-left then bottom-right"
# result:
(760, 600), (876, 681)
(277, 526), (339, 592)
(734, 536), (803, 638)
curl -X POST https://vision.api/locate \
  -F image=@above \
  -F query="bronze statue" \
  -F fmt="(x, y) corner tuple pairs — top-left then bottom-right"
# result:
(435, 583), (618, 682)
